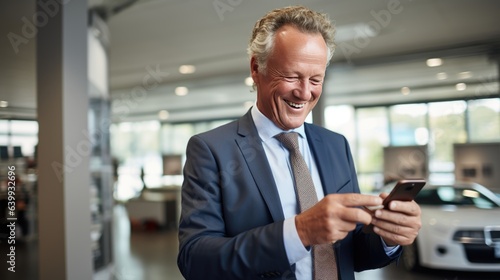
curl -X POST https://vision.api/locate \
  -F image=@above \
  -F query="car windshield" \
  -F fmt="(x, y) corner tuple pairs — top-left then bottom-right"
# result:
(415, 186), (500, 209)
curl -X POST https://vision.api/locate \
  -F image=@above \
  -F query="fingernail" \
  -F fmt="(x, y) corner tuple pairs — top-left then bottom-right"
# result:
(391, 201), (397, 209)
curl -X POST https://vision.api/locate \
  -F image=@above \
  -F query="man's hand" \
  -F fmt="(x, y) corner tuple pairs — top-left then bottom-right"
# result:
(370, 193), (422, 246)
(295, 193), (383, 247)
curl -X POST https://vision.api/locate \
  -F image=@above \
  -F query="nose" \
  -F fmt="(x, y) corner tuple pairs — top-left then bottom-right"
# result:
(293, 79), (312, 100)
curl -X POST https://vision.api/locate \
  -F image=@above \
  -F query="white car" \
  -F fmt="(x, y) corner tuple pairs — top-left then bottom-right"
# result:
(383, 182), (500, 272)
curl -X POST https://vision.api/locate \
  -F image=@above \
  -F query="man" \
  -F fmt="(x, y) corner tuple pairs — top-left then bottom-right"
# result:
(177, 6), (421, 280)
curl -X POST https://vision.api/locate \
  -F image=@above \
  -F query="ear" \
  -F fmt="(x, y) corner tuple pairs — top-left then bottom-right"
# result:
(250, 56), (259, 84)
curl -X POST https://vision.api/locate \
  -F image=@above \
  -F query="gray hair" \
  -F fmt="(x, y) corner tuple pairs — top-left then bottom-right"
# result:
(247, 6), (336, 74)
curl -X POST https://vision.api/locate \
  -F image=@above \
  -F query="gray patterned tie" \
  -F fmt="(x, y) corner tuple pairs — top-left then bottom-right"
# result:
(275, 132), (338, 280)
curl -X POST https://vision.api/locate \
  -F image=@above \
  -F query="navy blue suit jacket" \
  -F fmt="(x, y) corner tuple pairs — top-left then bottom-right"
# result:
(177, 110), (400, 279)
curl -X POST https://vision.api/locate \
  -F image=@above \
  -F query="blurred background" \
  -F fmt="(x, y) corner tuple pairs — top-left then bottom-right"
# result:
(0, 0), (499, 279)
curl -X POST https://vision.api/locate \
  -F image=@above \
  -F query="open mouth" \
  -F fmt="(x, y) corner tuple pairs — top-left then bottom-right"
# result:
(285, 100), (305, 109)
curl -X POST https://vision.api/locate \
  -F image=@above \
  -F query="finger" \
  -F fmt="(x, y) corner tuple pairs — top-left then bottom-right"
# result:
(374, 209), (409, 225)
(372, 216), (419, 246)
(374, 209), (422, 232)
(373, 225), (416, 246)
(379, 193), (389, 200)
(328, 193), (383, 207)
(386, 200), (421, 216)
(372, 217), (415, 233)
(338, 207), (374, 225)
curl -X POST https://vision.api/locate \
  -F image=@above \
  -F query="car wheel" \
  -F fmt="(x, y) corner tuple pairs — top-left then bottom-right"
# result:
(402, 241), (420, 271)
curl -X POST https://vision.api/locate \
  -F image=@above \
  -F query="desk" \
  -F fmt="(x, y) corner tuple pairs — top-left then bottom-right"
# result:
(125, 186), (181, 230)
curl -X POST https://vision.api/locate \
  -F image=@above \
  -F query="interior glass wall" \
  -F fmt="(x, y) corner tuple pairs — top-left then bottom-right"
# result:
(428, 100), (467, 181)
(389, 104), (428, 146)
(0, 120), (38, 158)
(467, 98), (500, 142)
(111, 119), (232, 200)
(324, 97), (499, 192)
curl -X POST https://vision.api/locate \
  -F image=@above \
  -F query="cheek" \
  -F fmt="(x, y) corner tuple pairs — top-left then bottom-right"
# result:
(312, 85), (323, 99)
(273, 82), (296, 96)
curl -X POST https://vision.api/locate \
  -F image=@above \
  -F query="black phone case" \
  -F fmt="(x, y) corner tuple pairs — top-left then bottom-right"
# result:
(382, 179), (427, 208)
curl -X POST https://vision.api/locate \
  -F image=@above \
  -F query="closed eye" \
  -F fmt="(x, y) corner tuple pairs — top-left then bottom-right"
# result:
(284, 76), (299, 82)
(310, 79), (323, 85)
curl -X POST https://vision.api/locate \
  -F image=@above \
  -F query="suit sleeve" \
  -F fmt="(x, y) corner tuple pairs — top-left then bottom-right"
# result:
(177, 135), (293, 280)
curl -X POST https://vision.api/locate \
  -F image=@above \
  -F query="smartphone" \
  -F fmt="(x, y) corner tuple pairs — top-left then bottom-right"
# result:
(380, 178), (426, 209)
(363, 179), (426, 233)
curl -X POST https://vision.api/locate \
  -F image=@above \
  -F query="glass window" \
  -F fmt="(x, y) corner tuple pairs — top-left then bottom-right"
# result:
(389, 104), (428, 146)
(428, 101), (467, 173)
(356, 107), (389, 174)
(0, 120), (8, 133)
(110, 122), (134, 160)
(0, 135), (7, 145)
(325, 105), (356, 145)
(134, 121), (160, 155)
(358, 173), (384, 193)
(468, 98), (500, 142)
(161, 123), (194, 155)
(10, 135), (38, 156)
(110, 121), (160, 159)
(10, 120), (38, 134)
(110, 121), (161, 200)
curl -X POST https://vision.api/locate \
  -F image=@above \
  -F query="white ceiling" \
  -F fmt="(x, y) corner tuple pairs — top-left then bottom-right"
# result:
(1, 0), (500, 121)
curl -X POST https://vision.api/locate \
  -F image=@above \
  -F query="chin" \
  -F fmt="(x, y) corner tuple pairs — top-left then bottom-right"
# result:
(282, 120), (305, 130)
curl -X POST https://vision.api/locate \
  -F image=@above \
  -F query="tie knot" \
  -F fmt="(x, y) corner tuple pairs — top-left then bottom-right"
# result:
(275, 132), (300, 153)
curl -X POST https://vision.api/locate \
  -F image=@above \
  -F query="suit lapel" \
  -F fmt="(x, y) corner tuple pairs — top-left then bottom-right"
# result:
(305, 124), (338, 195)
(235, 111), (285, 222)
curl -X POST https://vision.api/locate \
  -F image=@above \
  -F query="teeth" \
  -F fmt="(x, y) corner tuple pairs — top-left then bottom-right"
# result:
(286, 100), (305, 109)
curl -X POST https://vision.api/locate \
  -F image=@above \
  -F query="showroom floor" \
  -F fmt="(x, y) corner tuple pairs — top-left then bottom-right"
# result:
(1, 204), (498, 280)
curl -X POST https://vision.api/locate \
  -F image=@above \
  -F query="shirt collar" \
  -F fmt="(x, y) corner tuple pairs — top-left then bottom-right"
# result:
(250, 102), (306, 143)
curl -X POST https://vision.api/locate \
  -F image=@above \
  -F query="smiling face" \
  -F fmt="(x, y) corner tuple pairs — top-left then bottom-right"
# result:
(251, 25), (328, 130)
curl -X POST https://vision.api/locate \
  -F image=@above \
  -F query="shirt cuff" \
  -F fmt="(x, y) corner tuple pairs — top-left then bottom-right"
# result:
(380, 237), (400, 256)
(283, 216), (310, 265)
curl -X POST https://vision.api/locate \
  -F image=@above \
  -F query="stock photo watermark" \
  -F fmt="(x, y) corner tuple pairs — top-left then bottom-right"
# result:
(6, 0), (75, 54)
(4, 166), (17, 273)
(213, 0), (244, 21)
(338, 0), (412, 64)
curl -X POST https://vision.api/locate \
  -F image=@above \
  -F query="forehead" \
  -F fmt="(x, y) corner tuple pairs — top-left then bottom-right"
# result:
(269, 25), (328, 68)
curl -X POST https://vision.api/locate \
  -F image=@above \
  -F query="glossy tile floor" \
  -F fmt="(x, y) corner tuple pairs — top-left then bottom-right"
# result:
(1, 204), (499, 279)
(111, 204), (184, 280)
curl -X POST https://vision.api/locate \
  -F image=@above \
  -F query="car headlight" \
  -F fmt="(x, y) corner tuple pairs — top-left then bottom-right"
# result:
(453, 230), (485, 244)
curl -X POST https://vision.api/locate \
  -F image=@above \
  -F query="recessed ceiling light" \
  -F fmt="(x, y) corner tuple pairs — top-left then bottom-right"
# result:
(426, 58), (442, 67)
(458, 71), (472, 79)
(436, 72), (448, 80)
(245, 77), (254, 86)
(158, 110), (169, 120)
(175, 86), (188, 96)
(0, 101), (8, 108)
(456, 83), (467, 91)
(401, 87), (410, 95)
(179, 65), (196, 74)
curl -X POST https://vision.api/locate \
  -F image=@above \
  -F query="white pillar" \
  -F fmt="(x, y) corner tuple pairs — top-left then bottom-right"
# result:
(36, 0), (93, 279)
